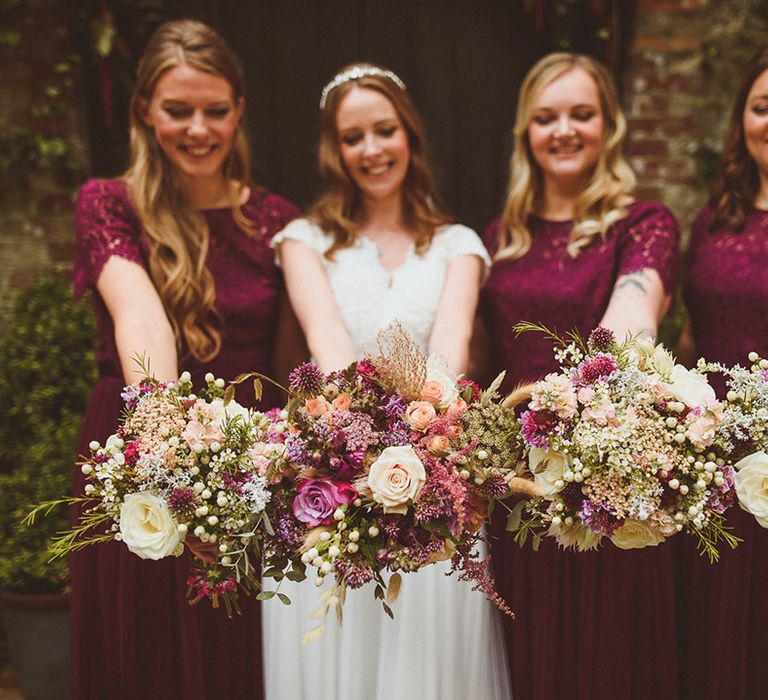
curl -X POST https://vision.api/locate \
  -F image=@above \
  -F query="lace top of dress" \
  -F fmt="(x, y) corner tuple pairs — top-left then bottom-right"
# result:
(684, 204), (768, 368)
(481, 201), (680, 390)
(272, 218), (491, 356)
(73, 178), (298, 380)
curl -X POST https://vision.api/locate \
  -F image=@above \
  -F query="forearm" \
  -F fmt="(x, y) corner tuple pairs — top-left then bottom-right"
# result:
(428, 321), (473, 374)
(114, 317), (178, 384)
(305, 324), (356, 374)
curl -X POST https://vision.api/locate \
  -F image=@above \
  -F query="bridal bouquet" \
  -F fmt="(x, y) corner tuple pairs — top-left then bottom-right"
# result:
(27, 369), (274, 615)
(698, 352), (768, 530)
(506, 324), (740, 560)
(258, 326), (521, 626)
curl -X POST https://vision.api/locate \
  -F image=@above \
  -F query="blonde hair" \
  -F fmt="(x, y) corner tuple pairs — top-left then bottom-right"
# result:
(309, 62), (451, 259)
(124, 19), (252, 362)
(495, 52), (635, 261)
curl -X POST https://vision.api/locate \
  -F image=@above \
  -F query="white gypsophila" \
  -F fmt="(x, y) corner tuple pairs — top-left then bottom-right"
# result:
(135, 452), (171, 492)
(242, 476), (271, 513)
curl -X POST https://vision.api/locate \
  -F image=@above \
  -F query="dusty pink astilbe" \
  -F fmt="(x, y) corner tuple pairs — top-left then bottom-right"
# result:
(367, 322), (427, 402)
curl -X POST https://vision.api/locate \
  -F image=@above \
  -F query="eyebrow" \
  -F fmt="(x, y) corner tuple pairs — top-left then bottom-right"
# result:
(338, 118), (398, 131)
(532, 104), (597, 111)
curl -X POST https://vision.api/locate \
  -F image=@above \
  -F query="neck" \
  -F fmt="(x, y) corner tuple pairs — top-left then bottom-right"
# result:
(755, 173), (768, 210)
(358, 192), (406, 231)
(537, 177), (588, 220)
(180, 175), (233, 211)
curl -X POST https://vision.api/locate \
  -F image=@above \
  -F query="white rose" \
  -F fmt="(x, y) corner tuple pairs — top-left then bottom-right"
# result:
(367, 445), (426, 514)
(529, 447), (570, 498)
(425, 354), (459, 408)
(610, 518), (665, 550)
(119, 493), (184, 560)
(734, 451), (768, 528)
(210, 398), (250, 429)
(668, 365), (716, 408)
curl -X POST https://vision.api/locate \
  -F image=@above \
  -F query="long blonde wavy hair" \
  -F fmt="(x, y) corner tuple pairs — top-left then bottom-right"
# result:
(495, 52), (636, 261)
(125, 19), (252, 362)
(309, 63), (451, 259)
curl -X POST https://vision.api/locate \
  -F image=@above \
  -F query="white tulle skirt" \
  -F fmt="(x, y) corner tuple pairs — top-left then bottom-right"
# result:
(262, 543), (512, 700)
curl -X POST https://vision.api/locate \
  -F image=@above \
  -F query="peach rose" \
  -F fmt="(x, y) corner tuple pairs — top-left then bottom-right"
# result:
(331, 393), (352, 411)
(420, 380), (445, 407)
(426, 435), (450, 455)
(404, 401), (437, 431)
(305, 396), (330, 418)
(447, 424), (463, 439)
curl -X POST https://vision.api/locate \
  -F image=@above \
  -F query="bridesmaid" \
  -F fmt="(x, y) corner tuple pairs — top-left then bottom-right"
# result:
(678, 47), (768, 700)
(263, 63), (511, 700)
(70, 20), (297, 700)
(480, 52), (680, 699)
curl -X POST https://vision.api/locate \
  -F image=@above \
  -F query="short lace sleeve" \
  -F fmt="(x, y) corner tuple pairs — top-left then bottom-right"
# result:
(436, 224), (492, 268)
(73, 179), (145, 298)
(270, 218), (332, 264)
(616, 201), (680, 295)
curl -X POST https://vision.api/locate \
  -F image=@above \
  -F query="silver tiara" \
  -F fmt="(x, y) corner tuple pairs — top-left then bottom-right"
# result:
(319, 66), (406, 110)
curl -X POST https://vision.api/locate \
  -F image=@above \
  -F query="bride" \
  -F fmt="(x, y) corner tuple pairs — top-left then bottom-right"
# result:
(262, 63), (512, 699)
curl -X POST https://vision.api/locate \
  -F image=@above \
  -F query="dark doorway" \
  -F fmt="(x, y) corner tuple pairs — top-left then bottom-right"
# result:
(81, 0), (628, 232)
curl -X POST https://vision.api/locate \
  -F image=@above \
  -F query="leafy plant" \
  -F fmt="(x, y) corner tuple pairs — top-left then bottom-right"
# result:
(0, 272), (96, 593)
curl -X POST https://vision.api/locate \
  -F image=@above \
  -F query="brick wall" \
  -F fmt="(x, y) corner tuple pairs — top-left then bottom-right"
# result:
(623, 0), (768, 238)
(0, 0), (87, 326)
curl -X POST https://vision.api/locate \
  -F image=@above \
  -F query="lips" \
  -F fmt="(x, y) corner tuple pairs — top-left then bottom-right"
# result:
(362, 161), (394, 176)
(181, 145), (217, 157)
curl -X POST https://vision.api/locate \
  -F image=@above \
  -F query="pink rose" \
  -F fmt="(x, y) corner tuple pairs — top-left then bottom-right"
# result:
(292, 478), (357, 526)
(404, 401), (437, 431)
(446, 398), (468, 417)
(305, 396), (330, 418)
(420, 380), (445, 407)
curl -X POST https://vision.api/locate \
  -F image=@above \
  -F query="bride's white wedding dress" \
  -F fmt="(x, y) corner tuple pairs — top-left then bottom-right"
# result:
(263, 218), (512, 700)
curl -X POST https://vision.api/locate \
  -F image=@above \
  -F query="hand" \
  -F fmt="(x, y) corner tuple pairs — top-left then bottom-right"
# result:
(186, 535), (218, 565)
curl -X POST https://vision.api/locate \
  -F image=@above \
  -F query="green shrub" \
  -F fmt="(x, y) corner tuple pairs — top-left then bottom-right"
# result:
(0, 272), (96, 593)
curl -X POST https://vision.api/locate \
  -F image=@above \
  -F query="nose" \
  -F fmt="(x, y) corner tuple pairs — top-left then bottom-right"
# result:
(187, 110), (208, 137)
(362, 133), (382, 156)
(554, 114), (575, 137)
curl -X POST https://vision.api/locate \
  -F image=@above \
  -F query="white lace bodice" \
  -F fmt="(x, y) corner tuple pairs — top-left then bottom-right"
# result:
(273, 218), (490, 356)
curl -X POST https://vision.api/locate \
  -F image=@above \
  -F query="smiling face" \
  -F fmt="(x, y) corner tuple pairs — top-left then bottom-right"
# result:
(744, 68), (768, 189)
(141, 62), (243, 186)
(335, 86), (410, 208)
(526, 67), (605, 192)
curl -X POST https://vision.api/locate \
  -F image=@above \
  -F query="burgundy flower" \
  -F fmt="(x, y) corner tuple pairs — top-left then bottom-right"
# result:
(588, 326), (615, 352)
(519, 409), (560, 449)
(292, 478), (358, 526)
(577, 353), (619, 385)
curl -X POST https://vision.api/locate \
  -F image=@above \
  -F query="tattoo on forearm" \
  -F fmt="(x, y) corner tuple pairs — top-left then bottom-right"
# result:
(614, 270), (649, 296)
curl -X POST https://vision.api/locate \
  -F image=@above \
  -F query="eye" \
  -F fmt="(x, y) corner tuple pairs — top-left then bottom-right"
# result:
(573, 109), (596, 122)
(532, 114), (555, 126)
(163, 106), (192, 119)
(341, 133), (363, 146)
(751, 103), (768, 116)
(377, 125), (398, 138)
(205, 106), (231, 119)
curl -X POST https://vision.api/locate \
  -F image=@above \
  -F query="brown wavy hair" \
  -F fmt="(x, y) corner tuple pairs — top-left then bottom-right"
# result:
(496, 52), (635, 261)
(124, 18), (253, 362)
(709, 48), (768, 232)
(309, 62), (451, 258)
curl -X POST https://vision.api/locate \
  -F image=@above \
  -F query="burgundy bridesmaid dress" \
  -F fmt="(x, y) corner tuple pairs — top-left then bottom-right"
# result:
(480, 202), (680, 700)
(69, 178), (297, 700)
(679, 204), (768, 700)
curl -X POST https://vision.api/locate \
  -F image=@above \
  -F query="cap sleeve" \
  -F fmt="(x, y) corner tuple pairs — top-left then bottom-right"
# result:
(616, 202), (680, 295)
(436, 223), (492, 269)
(73, 179), (145, 298)
(270, 218), (332, 265)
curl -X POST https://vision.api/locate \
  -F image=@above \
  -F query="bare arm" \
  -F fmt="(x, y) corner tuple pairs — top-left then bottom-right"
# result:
(599, 267), (670, 342)
(428, 254), (485, 374)
(97, 256), (178, 383)
(277, 239), (356, 373)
